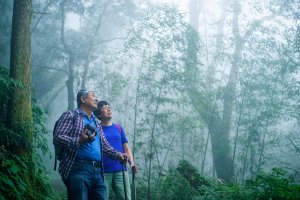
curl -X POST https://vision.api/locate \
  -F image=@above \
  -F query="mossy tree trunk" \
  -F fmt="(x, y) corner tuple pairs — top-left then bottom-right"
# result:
(8, 0), (33, 156)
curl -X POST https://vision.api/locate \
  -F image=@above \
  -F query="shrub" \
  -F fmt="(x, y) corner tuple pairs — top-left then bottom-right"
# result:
(155, 160), (300, 200)
(0, 67), (58, 200)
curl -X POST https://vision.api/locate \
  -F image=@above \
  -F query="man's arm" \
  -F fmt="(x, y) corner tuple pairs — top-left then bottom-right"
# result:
(53, 111), (80, 149)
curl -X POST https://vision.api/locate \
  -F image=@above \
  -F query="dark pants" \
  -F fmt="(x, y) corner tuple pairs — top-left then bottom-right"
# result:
(66, 162), (107, 200)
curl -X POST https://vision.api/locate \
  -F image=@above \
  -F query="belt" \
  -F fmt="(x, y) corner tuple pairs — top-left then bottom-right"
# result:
(74, 159), (102, 168)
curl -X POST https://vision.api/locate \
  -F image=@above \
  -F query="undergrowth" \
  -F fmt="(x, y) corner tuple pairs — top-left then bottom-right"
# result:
(0, 67), (58, 200)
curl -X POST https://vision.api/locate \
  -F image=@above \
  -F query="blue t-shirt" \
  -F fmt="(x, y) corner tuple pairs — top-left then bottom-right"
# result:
(76, 110), (101, 162)
(102, 123), (128, 172)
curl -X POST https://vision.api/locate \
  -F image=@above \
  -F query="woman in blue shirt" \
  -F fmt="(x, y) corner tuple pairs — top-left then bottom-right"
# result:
(94, 101), (138, 200)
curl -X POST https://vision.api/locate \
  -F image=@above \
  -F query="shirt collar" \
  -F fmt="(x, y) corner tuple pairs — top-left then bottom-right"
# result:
(77, 108), (95, 120)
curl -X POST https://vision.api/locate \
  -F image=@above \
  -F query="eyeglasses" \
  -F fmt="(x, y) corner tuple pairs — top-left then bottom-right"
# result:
(101, 105), (112, 110)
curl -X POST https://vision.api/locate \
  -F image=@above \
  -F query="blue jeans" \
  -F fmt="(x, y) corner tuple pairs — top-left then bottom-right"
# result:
(66, 162), (107, 200)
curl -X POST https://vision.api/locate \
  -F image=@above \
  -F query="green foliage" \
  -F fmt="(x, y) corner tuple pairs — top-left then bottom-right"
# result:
(243, 168), (300, 200)
(158, 167), (199, 200)
(0, 147), (27, 200)
(154, 160), (300, 200)
(32, 98), (49, 155)
(176, 160), (210, 192)
(0, 67), (27, 150)
(0, 67), (58, 200)
(0, 67), (24, 122)
(0, 147), (55, 200)
(156, 160), (210, 200)
(123, 2), (204, 169)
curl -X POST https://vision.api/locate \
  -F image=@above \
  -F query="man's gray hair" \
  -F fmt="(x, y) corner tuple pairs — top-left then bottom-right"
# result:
(76, 89), (93, 107)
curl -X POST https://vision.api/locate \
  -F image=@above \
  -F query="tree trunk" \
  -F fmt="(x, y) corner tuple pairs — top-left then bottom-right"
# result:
(66, 54), (75, 110)
(8, 0), (32, 156)
(231, 102), (243, 177)
(187, 0), (235, 181)
(185, 0), (247, 182)
(60, 0), (75, 110)
(185, 43), (235, 182)
(132, 57), (145, 158)
(147, 83), (163, 200)
(242, 136), (250, 179)
(81, 1), (108, 89)
(0, 0), (13, 67)
(210, 120), (234, 181)
(201, 130), (209, 174)
(189, 0), (200, 31)
(257, 118), (269, 172)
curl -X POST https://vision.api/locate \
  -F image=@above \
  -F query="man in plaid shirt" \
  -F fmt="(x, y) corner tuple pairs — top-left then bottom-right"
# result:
(54, 89), (127, 200)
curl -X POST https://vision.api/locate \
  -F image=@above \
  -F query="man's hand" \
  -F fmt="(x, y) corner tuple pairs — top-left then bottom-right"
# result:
(79, 129), (95, 144)
(118, 153), (128, 164)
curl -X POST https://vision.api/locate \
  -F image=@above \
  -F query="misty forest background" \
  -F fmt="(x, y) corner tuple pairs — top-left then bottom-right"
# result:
(0, 0), (300, 199)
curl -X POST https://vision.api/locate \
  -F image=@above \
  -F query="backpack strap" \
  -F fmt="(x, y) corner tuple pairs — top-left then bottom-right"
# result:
(115, 123), (122, 135)
(115, 123), (125, 153)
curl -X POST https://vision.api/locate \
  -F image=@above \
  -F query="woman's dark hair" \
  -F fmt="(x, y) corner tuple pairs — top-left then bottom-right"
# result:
(94, 101), (110, 118)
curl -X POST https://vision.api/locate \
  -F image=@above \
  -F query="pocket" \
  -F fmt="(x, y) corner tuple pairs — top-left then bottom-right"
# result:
(67, 176), (84, 191)
(67, 163), (85, 188)
(66, 176), (87, 199)
(68, 162), (84, 177)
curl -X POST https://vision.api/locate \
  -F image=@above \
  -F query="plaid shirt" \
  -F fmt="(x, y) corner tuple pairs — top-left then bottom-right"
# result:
(53, 108), (120, 181)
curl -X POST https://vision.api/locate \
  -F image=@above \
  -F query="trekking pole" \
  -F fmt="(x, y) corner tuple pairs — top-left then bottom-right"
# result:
(122, 163), (128, 200)
(132, 168), (136, 200)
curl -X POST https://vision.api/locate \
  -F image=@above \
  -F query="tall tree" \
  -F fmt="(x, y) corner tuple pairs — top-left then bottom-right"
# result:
(0, 0), (13, 68)
(187, 0), (234, 181)
(185, 0), (289, 182)
(189, 0), (201, 31)
(60, 0), (76, 110)
(8, 0), (33, 156)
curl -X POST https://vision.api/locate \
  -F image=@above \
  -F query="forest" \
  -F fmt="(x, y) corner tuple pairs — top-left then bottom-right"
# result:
(0, 0), (299, 199)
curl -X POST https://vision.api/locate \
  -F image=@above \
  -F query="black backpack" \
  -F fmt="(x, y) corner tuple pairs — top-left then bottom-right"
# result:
(53, 111), (77, 170)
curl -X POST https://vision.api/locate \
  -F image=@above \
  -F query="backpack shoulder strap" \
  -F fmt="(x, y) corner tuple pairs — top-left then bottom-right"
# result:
(115, 123), (125, 152)
(115, 123), (122, 135)
(71, 110), (77, 124)
(66, 110), (78, 127)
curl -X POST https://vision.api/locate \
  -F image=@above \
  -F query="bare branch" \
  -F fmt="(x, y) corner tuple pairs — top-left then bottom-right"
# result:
(32, 65), (68, 74)
(32, 0), (55, 32)
(94, 30), (132, 46)
(243, 14), (276, 41)
(288, 137), (300, 153)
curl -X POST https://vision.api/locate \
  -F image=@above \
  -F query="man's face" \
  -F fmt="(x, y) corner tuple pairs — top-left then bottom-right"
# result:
(82, 91), (98, 111)
(100, 105), (112, 120)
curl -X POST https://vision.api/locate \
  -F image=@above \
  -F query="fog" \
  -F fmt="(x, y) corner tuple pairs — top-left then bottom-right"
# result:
(1, 0), (299, 199)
